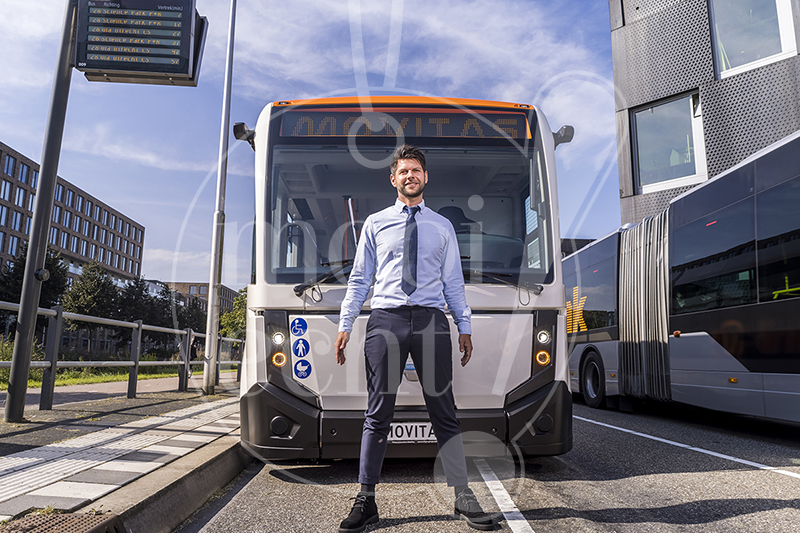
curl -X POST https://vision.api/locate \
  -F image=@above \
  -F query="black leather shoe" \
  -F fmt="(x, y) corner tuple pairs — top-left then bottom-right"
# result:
(338, 492), (379, 533)
(454, 488), (495, 530)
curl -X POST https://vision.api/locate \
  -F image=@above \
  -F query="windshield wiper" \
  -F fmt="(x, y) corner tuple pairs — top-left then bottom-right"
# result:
(464, 268), (543, 295)
(294, 259), (354, 297)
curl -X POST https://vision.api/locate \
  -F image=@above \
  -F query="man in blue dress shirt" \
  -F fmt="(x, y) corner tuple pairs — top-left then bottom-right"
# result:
(335, 145), (495, 532)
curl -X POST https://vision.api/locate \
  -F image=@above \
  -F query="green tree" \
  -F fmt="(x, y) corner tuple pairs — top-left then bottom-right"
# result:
(118, 277), (157, 325)
(220, 287), (246, 339)
(62, 261), (118, 334)
(0, 243), (69, 339)
(179, 297), (207, 334)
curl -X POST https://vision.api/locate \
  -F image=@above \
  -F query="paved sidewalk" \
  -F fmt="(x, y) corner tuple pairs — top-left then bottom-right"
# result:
(0, 378), (243, 524)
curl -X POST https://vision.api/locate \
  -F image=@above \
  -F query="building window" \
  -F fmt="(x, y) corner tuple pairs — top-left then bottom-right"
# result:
(31, 171), (38, 190)
(121, 257), (126, 271)
(80, 240), (87, 256)
(73, 215), (81, 232)
(19, 164), (29, 184)
(110, 214), (116, 229)
(123, 240), (128, 254)
(117, 218), (123, 232)
(3, 155), (15, 176)
(50, 227), (58, 245)
(116, 235), (121, 250)
(632, 94), (707, 194)
(7, 235), (18, 256)
(190, 285), (197, 295)
(90, 243), (97, 258)
(134, 262), (139, 276)
(28, 193), (35, 212)
(76, 195), (83, 212)
(65, 189), (74, 207)
(710, 0), (797, 78)
(135, 245), (140, 259)
(102, 210), (108, 225)
(63, 210), (71, 227)
(10, 211), (22, 232)
(94, 205), (101, 221)
(14, 187), (24, 208)
(70, 235), (79, 253)
(52, 205), (61, 223)
(60, 231), (69, 248)
(199, 285), (207, 295)
(24, 216), (31, 235)
(137, 229), (142, 243)
(98, 247), (104, 262)
(114, 254), (119, 268)
(55, 183), (64, 202)
(1, 180), (10, 201)
(85, 200), (92, 216)
(0, 232), (5, 253)
(82, 219), (90, 236)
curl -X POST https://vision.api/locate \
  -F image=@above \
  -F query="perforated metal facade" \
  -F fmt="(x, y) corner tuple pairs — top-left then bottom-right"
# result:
(611, 0), (800, 225)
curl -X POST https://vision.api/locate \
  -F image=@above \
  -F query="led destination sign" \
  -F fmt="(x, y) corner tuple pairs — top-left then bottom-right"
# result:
(280, 111), (530, 139)
(75, 0), (206, 86)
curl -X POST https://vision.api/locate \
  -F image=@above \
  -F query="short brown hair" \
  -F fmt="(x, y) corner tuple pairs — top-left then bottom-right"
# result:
(390, 144), (426, 174)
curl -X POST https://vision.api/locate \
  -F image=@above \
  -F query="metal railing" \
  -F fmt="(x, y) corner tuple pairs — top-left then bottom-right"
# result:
(0, 300), (243, 410)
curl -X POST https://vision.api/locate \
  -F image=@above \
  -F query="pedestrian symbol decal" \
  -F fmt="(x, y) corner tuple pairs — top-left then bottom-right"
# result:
(290, 318), (308, 337)
(292, 339), (310, 358)
(294, 360), (312, 379)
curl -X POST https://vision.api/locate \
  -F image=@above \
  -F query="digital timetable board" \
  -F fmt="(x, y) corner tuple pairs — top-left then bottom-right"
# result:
(75, 0), (207, 86)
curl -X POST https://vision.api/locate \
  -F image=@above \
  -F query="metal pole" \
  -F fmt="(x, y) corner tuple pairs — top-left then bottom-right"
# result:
(39, 305), (63, 411)
(178, 328), (191, 392)
(204, 0), (237, 395)
(127, 320), (142, 399)
(5, 0), (77, 422)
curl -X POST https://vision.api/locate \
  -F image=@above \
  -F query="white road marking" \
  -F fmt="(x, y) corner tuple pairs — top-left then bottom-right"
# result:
(574, 415), (800, 480)
(473, 458), (535, 533)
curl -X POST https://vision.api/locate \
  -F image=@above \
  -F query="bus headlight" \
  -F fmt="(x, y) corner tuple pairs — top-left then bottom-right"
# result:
(536, 329), (552, 344)
(272, 352), (287, 367)
(535, 351), (551, 366)
(272, 332), (286, 345)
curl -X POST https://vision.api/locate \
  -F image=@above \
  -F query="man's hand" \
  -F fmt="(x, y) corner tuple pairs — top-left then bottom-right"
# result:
(458, 334), (473, 367)
(335, 331), (350, 365)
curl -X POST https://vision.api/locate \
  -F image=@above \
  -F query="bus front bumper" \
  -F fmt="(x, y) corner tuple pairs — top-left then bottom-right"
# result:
(240, 380), (572, 461)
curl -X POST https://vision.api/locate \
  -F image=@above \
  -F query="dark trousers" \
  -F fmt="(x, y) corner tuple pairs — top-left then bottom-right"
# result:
(358, 306), (468, 487)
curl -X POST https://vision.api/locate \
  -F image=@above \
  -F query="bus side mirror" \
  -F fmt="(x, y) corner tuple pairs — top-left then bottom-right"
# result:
(234, 122), (256, 151)
(553, 125), (574, 149)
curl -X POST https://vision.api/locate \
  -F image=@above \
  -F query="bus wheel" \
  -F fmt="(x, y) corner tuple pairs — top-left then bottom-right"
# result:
(581, 352), (605, 409)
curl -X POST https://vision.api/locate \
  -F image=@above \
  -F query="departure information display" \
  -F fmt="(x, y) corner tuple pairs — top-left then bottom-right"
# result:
(75, 0), (196, 80)
(280, 110), (530, 139)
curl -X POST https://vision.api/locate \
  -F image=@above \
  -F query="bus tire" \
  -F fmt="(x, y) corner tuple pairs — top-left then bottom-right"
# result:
(581, 351), (605, 409)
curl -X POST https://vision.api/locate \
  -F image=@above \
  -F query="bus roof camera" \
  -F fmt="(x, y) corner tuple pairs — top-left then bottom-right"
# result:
(233, 122), (256, 151)
(553, 125), (574, 149)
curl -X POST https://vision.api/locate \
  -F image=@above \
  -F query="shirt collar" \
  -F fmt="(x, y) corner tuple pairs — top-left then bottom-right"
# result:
(394, 198), (425, 213)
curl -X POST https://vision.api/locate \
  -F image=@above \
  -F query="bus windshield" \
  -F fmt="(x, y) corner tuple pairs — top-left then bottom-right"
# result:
(267, 144), (553, 286)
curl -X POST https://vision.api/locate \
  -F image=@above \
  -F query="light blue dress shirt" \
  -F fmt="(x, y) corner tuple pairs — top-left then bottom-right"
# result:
(339, 199), (472, 335)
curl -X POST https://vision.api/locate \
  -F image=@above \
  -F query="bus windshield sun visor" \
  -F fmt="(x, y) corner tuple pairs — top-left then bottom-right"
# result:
(293, 259), (354, 297)
(465, 268), (543, 295)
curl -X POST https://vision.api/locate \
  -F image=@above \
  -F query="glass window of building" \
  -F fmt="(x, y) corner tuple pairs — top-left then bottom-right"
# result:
(52, 205), (61, 223)
(117, 218), (123, 232)
(85, 200), (92, 216)
(3, 155), (15, 176)
(7, 235), (18, 256)
(633, 94), (707, 194)
(31, 171), (38, 190)
(94, 205), (101, 221)
(102, 210), (108, 225)
(134, 262), (139, 276)
(199, 285), (207, 295)
(18, 164), (29, 184)
(90, 243), (97, 259)
(115, 235), (121, 250)
(73, 215), (81, 232)
(190, 285), (197, 294)
(70, 236), (79, 253)
(80, 240), (87, 256)
(98, 248), (104, 262)
(110, 214), (116, 229)
(10, 211), (22, 232)
(121, 257), (126, 270)
(124, 222), (129, 237)
(28, 193), (35, 212)
(0, 206), (6, 227)
(76, 195), (83, 212)
(83, 219), (90, 236)
(63, 210), (71, 227)
(137, 229), (142, 243)
(65, 189), (74, 207)
(25, 216), (31, 235)
(100, 228), (106, 243)
(55, 183), (63, 202)
(123, 240), (128, 254)
(14, 188), (24, 208)
(0, 232), (5, 253)
(114, 254), (119, 268)
(60, 231), (69, 248)
(92, 224), (98, 240)
(710, 0), (797, 78)
(50, 227), (58, 245)
(1, 180), (10, 201)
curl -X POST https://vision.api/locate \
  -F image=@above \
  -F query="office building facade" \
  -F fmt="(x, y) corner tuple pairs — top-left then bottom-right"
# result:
(164, 282), (238, 313)
(610, 0), (800, 224)
(0, 141), (145, 284)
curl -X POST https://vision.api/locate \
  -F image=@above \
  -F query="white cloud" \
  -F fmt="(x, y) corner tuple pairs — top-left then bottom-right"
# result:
(0, 0), (63, 90)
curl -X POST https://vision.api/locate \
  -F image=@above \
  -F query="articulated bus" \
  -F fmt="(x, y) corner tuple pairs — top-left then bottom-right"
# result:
(238, 96), (573, 460)
(565, 131), (800, 422)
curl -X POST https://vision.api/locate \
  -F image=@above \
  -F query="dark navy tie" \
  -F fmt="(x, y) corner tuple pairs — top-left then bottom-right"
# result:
(402, 206), (420, 296)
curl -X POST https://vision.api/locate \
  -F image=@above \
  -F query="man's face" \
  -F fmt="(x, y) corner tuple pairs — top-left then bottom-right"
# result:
(390, 158), (428, 199)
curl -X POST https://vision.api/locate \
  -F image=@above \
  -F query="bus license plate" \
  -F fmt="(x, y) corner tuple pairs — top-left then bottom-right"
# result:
(388, 422), (436, 443)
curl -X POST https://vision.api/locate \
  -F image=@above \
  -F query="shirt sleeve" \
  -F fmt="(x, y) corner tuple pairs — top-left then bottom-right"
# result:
(338, 216), (376, 333)
(440, 222), (472, 335)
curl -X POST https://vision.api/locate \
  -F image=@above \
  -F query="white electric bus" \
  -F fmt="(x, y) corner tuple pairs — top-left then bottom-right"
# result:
(237, 96), (574, 460)
(566, 131), (800, 422)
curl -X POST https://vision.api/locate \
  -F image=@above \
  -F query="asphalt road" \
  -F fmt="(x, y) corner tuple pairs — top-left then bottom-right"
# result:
(177, 398), (800, 532)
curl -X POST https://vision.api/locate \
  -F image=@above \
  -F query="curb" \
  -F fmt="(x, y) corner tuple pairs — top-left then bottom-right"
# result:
(78, 431), (254, 533)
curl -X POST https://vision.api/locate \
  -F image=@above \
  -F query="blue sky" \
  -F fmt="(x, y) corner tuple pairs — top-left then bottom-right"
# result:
(0, 0), (620, 290)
